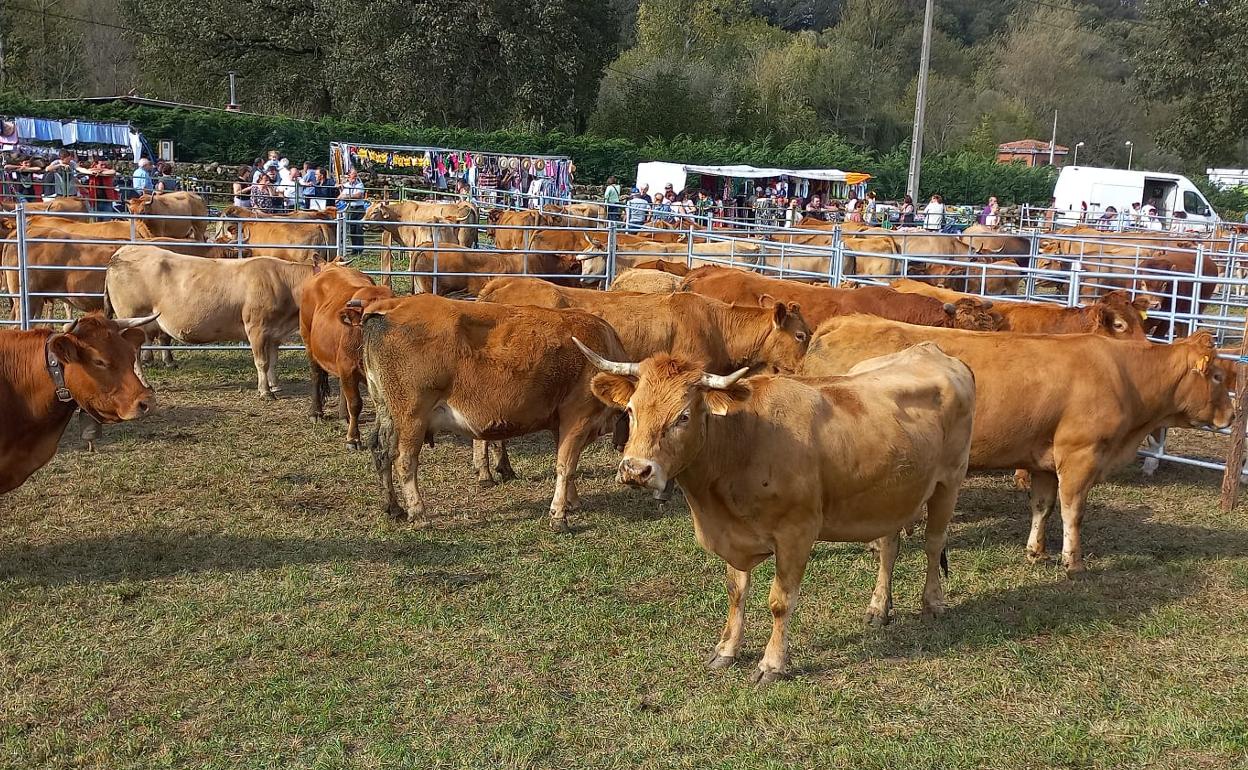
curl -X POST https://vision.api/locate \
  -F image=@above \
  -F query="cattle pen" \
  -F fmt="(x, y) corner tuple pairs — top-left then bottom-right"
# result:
(4, 198), (1248, 768)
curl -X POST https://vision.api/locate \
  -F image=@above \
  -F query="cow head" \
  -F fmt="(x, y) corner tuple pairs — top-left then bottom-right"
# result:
(577, 339), (750, 495)
(754, 297), (811, 373)
(1093, 291), (1153, 339)
(126, 195), (154, 215)
(362, 201), (396, 226)
(946, 298), (1003, 331)
(574, 235), (609, 279)
(50, 313), (156, 423)
(1171, 331), (1235, 430)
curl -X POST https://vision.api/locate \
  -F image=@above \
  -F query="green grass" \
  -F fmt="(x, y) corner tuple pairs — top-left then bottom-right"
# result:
(3, 354), (1248, 769)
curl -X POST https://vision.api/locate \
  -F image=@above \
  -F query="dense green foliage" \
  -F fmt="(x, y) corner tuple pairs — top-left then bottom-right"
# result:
(0, 94), (1058, 202)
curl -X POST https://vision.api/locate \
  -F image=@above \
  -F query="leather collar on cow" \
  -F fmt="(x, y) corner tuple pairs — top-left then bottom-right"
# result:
(44, 334), (75, 404)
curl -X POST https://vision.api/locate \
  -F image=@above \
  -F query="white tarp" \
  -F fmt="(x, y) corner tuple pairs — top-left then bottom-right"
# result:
(635, 161), (850, 192)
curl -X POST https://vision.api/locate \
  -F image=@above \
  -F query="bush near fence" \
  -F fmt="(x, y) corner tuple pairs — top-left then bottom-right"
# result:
(2, 94), (1056, 203)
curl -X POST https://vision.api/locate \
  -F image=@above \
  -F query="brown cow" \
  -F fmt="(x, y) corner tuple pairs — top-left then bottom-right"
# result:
(359, 294), (626, 531)
(409, 220), (579, 296)
(890, 279), (1151, 339)
(364, 200), (478, 284)
(801, 316), (1233, 574)
(578, 341), (975, 682)
(300, 264), (394, 447)
(1137, 251), (1221, 337)
(0, 313), (155, 493)
(682, 266), (1001, 330)
(487, 208), (559, 252)
(105, 245), (318, 397)
(221, 206), (335, 263)
(127, 191), (210, 240)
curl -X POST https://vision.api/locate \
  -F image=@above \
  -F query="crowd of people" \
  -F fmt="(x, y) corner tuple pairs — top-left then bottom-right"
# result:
(2, 150), (183, 212)
(227, 150), (367, 214)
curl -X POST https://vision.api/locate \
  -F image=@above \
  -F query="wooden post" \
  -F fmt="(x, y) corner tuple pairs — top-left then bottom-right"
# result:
(1218, 318), (1248, 510)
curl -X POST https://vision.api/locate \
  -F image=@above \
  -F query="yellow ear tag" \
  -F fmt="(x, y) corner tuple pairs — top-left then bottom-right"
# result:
(1139, 309), (1148, 320)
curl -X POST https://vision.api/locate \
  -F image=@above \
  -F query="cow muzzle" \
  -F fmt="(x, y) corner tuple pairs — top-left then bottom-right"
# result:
(617, 456), (666, 492)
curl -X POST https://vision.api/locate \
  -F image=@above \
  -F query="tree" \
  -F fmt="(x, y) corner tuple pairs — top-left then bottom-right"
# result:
(1135, 0), (1248, 164)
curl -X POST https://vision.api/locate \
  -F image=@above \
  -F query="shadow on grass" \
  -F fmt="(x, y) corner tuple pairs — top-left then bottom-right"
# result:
(0, 530), (469, 587)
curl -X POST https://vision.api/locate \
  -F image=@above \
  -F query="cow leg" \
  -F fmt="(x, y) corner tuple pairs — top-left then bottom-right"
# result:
(246, 329), (275, 400)
(158, 330), (176, 368)
(265, 341), (281, 394)
(864, 533), (899, 627)
(707, 563), (751, 669)
(308, 357), (329, 422)
(1026, 471), (1059, 563)
(395, 426), (429, 525)
(492, 440), (516, 483)
(471, 440), (495, 487)
(549, 421), (595, 532)
(1056, 462), (1098, 576)
(754, 537), (813, 684)
(380, 231), (393, 288)
(79, 411), (102, 453)
(921, 483), (957, 619)
(342, 373), (364, 450)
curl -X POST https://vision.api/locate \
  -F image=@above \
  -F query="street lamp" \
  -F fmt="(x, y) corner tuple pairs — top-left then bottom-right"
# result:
(1073, 141), (1084, 166)
(1125, 140), (1134, 170)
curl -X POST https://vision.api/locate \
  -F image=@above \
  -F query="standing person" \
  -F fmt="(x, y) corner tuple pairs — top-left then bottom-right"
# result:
(983, 195), (1001, 227)
(44, 150), (83, 199)
(1096, 206), (1119, 232)
(785, 197), (801, 228)
(1129, 202), (1145, 228)
(862, 191), (879, 225)
(625, 187), (649, 232)
(652, 193), (673, 223)
(277, 159), (297, 212)
(899, 194), (916, 226)
(336, 168), (367, 254)
(298, 162), (318, 209)
(696, 190), (712, 226)
(526, 174), (544, 208)
(254, 167), (282, 212)
(84, 160), (118, 213)
(805, 195), (825, 221)
(922, 194), (945, 232)
(311, 167), (336, 211)
(131, 158), (154, 197)
(603, 175), (621, 221)
(155, 162), (179, 193)
(847, 198), (864, 223)
(233, 165), (255, 208)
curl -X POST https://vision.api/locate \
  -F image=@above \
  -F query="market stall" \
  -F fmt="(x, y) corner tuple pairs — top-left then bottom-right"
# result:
(0, 116), (147, 163)
(635, 161), (871, 202)
(330, 141), (574, 204)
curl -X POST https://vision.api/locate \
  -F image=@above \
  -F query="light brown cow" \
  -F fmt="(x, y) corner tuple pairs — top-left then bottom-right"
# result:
(221, 206), (335, 263)
(0, 196), (91, 216)
(359, 294), (627, 531)
(800, 316), (1233, 574)
(890, 279), (1151, 338)
(127, 191), (210, 240)
(486, 208), (559, 252)
(105, 245), (317, 398)
(578, 341), (975, 682)
(0, 313), (156, 493)
(300, 264), (394, 447)
(363, 200), (479, 284)
(682, 266), (1001, 330)
(608, 269), (684, 294)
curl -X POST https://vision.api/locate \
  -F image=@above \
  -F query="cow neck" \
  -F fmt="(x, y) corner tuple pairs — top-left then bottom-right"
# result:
(1129, 341), (1206, 425)
(2, 329), (78, 434)
(710, 302), (774, 370)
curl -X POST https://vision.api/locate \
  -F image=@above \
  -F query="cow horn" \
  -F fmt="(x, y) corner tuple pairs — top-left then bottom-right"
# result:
(573, 337), (638, 376)
(701, 368), (749, 390)
(114, 312), (160, 329)
(574, 251), (598, 262)
(942, 302), (956, 315)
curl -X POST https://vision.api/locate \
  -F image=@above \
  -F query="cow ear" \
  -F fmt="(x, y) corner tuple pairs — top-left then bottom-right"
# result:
(771, 301), (788, 328)
(942, 302), (957, 316)
(757, 293), (778, 309)
(704, 382), (752, 416)
(121, 328), (146, 350)
(340, 306), (365, 327)
(49, 333), (84, 363)
(1134, 295), (1160, 313)
(590, 373), (635, 409)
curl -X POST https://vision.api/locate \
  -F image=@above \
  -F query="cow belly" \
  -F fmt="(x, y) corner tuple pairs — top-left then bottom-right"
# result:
(428, 401), (477, 436)
(818, 479), (938, 542)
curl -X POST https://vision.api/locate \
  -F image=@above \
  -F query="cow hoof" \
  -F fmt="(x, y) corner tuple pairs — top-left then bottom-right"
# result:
(750, 669), (783, 685)
(496, 469), (517, 483)
(1064, 565), (1089, 580)
(1141, 457), (1160, 476)
(478, 478), (496, 489)
(920, 604), (945, 621)
(548, 516), (570, 534)
(1025, 550), (1049, 565)
(309, 413), (324, 424)
(706, 652), (736, 669)
(163, 360), (179, 370)
(864, 607), (892, 627)
(346, 439), (361, 451)
(384, 502), (405, 520)
(84, 441), (97, 454)
(259, 392), (276, 402)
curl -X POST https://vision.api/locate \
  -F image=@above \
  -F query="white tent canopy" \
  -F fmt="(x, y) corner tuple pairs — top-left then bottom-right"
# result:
(635, 161), (860, 196)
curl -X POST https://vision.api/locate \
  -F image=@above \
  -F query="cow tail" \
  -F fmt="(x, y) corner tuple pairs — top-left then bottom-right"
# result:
(940, 548), (950, 578)
(362, 315), (397, 480)
(102, 269), (115, 319)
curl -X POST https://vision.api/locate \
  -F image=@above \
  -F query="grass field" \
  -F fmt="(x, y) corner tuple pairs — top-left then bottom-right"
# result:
(3, 353), (1248, 769)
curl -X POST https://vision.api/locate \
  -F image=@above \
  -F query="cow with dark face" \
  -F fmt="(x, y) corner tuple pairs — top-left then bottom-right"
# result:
(0, 313), (156, 493)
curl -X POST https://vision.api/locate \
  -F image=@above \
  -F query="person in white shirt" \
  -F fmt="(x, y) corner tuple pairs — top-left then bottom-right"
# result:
(336, 169), (367, 253)
(276, 158), (297, 210)
(922, 194), (945, 232)
(527, 176), (544, 208)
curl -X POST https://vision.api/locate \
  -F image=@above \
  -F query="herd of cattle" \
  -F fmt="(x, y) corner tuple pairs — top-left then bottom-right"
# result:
(0, 191), (1242, 683)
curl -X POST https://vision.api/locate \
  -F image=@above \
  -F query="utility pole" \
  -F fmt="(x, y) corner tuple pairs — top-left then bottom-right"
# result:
(906, 0), (935, 202)
(1048, 109), (1058, 165)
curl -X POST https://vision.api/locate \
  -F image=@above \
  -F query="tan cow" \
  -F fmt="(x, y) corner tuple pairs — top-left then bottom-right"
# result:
(0, 196), (91, 215)
(363, 200), (479, 284)
(800, 316), (1233, 574)
(300, 264), (394, 447)
(486, 208), (560, 252)
(359, 294), (627, 531)
(578, 341), (975, 682)
(609, 269), (683, 294)
(104, 245), (317, 398)
(127, 191), (209, 240)
(220, 206), (335, 263)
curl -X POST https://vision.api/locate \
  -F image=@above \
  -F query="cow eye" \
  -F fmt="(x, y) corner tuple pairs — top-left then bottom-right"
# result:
(795, 331), (808, 344)
(91, 356), (108, 368)
(676, 411), (690, 425)
(1213, 370), (1224, 384)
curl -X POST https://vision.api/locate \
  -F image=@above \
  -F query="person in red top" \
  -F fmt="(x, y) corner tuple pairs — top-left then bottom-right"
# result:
(84, 160), (119, 212)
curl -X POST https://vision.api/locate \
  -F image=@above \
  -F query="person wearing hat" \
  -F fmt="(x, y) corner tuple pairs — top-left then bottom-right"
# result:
(625, 187), (650, 232)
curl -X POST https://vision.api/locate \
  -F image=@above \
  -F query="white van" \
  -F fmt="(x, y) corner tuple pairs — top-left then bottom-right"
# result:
(1052, 166), (1220, 230)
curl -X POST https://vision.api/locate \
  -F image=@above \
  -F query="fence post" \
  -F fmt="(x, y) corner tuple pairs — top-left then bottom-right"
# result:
(1025, 233), (1039, 300)
(15, 204), (29, 330)
(1067, 258), (1082, 308)
(831, 224), (843, 286)
(606, 220), (618, 287)
(336, 207), (346, 262)
(1220, 316), (1248, 510)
